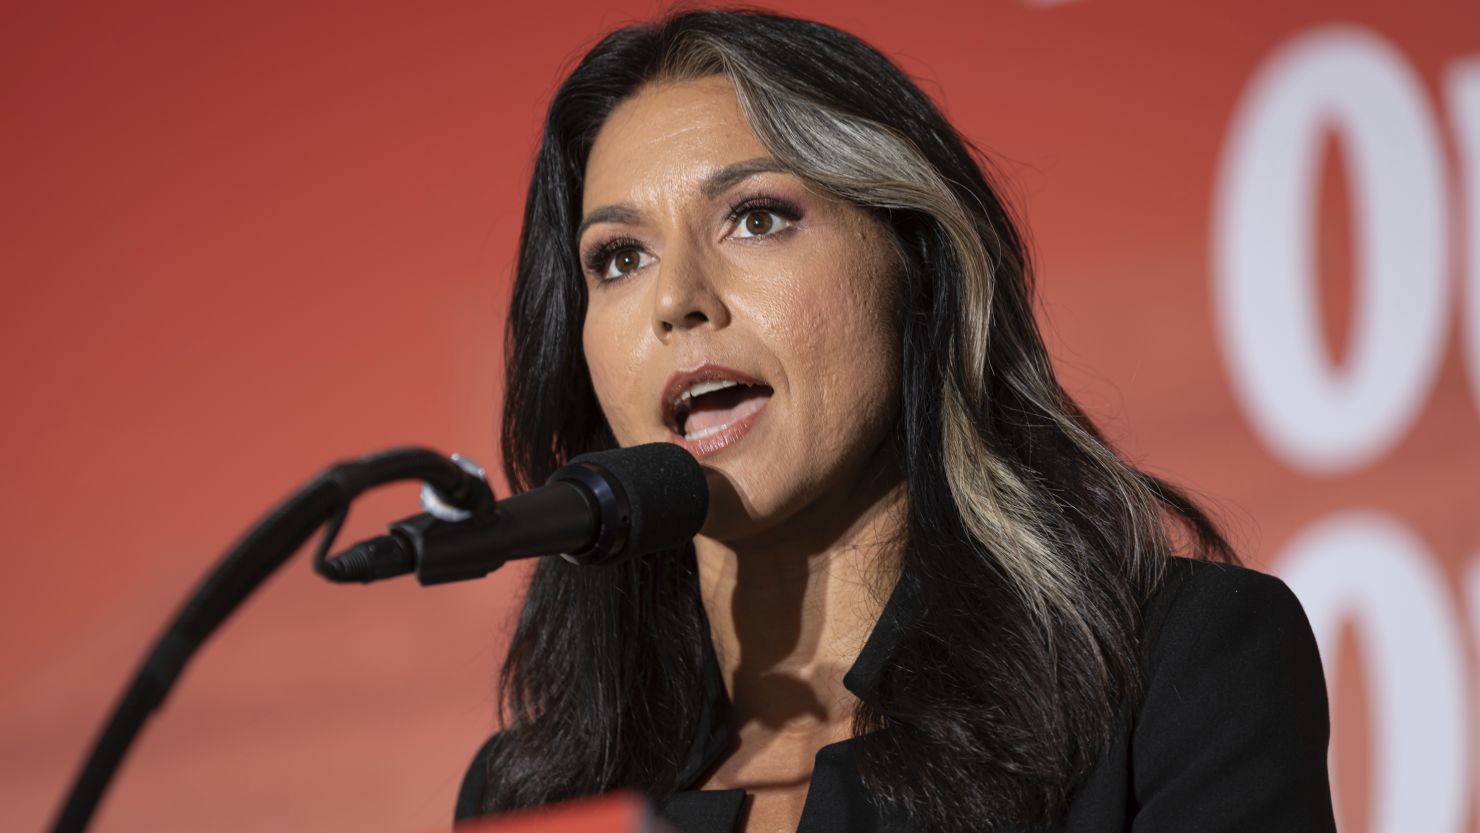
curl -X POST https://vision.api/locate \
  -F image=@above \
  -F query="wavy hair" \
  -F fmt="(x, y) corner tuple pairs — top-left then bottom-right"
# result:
(485, 9), (1235, 830)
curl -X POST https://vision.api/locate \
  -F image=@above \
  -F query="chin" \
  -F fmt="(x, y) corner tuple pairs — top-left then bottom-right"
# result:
(693, 461), (813, 544)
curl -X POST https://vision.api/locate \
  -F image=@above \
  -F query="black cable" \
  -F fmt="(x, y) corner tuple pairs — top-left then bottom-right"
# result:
(312, 502), (352, 579)
(48, 447), (492, 833)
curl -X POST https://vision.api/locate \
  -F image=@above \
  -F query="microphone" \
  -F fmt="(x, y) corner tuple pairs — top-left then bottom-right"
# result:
(321, 443), (708, 585)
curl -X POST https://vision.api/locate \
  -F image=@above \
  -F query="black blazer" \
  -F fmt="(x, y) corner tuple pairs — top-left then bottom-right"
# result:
(456, 557), (1338, 832)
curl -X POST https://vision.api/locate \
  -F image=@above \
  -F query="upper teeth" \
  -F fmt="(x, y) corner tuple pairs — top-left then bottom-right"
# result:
(677, 379), (740, 405)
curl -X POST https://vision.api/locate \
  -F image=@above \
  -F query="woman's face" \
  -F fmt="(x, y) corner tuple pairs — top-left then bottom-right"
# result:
(578, 76), (903, 542)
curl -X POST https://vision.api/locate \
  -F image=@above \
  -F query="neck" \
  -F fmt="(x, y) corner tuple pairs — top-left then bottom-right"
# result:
(693, 447), (907, 737)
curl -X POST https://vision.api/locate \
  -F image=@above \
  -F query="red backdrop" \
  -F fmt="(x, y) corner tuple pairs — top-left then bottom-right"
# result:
(3, 2), (1476, 832)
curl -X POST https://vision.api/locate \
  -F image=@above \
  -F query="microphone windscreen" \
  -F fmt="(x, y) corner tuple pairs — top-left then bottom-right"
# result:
(566, 443), (709, 558)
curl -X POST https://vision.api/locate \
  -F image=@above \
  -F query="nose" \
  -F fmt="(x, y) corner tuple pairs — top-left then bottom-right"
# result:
(650, 239), (729, 340)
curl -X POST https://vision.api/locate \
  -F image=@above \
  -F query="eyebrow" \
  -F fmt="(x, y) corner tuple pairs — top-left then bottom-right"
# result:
(575, 157), (790, 241)
(700, 157), (789, 199)
(574, 205), (643, 241)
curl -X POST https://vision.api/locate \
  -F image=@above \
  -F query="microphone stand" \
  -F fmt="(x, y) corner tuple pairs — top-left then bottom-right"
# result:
(48, 447), (496, 833)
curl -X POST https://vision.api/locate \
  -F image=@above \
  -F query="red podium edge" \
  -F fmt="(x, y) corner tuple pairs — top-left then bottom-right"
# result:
(449, 791), (675, 833)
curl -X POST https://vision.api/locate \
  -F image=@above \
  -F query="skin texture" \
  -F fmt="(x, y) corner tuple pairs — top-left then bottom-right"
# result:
(578, 76), (910, 832)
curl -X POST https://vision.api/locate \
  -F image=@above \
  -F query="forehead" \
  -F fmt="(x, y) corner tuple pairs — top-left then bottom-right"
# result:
(582, 76), (771, 214)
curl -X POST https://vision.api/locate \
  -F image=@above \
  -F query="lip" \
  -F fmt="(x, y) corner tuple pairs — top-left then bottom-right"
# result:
(659, 362), (772, 459)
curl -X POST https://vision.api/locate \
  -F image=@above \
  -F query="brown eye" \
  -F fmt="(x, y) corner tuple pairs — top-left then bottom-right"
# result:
(613, 249), (640, 273)
(601, 246), (653, 280)
(734, 209), (789, 239)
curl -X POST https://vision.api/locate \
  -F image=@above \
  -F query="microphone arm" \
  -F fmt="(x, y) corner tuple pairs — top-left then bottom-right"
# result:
(49, 447), (495, 833)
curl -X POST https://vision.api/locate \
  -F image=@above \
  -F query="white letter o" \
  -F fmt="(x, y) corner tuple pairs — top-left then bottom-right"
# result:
(1446, 59), (1480, 414)
(1213, 26), (1450, 473)
(1278, 511), (1468, 833)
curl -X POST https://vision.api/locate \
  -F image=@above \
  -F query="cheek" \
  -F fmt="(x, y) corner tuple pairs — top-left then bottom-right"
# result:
(816, 257), (898, 374)
(771, 246), (902, 434)
(581, 305), (646, 441)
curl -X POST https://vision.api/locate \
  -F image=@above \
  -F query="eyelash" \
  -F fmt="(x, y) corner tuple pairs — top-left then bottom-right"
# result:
(581, 194), (803, 282)
(583, 234), (645, 277)
(726, 195), (801, 231)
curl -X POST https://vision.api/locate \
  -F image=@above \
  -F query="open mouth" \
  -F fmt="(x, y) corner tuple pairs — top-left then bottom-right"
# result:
(672, 380), (774, 441)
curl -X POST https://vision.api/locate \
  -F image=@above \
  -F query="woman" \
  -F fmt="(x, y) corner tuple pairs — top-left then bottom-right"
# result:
(456, 9), (1336, 833)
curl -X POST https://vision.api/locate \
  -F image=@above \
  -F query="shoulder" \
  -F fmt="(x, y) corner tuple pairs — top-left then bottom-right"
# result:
(1138, 556), (1330, 731)
(454, 731), (504, 824)
(1126, 557), (1337, 832)
(1142, 556), (1317, 665)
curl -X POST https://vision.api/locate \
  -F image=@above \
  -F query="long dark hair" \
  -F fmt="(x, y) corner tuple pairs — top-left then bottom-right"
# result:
(485, 9), (1234, 830)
